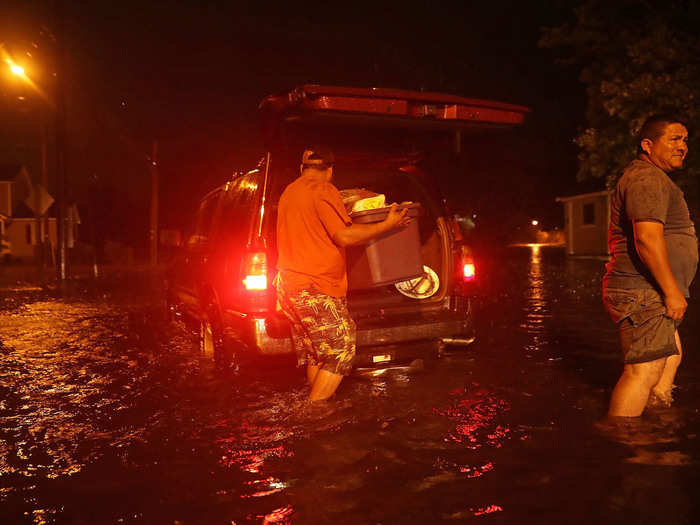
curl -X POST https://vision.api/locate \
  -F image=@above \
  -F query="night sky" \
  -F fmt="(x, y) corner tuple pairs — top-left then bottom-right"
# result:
(1, 0), (586, 252)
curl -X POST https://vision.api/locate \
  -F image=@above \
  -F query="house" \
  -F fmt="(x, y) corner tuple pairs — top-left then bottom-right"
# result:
(0, 165), (58, 261)
(555, 190), (612, 257)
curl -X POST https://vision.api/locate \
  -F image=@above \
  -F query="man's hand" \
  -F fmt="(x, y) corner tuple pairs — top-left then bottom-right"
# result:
(664, 291), (687, 320)
(382, 204), (410, 230)
(332, 204), (412, 247)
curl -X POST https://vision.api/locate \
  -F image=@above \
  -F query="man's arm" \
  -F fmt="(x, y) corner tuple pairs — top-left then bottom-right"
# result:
(633, 220), (687, 320)
(332, 204), (410, 247)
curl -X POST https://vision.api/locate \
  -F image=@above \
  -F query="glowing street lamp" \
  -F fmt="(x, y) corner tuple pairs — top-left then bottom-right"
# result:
(2, 42), (67, 280)
(9, 63), (24, 76)
(3, 55), (48, 104)
(531, 219), (539, 227)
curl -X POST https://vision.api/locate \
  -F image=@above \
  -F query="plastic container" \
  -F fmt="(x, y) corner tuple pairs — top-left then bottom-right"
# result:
(347, 203), (423, 289)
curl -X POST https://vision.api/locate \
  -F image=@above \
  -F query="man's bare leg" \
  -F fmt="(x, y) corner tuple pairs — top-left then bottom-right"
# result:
(609, 358), (666, 417)
(306, 364), (319, 385)
(309, 369), (344, 401)
(650, 330), (682, 405)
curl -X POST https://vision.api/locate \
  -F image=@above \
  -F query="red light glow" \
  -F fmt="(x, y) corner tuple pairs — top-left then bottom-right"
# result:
(243, 275), (267, 290)
(243, 252), (268, 290)
(463, 263), (475, 280)
(472, 504), (503, 516)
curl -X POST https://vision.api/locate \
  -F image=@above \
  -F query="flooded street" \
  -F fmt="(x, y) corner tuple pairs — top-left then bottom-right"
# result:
(2, 247), (700, 524)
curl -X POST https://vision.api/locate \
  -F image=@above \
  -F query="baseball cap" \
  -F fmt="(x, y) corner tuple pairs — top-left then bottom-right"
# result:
(302, 147), (335, 169)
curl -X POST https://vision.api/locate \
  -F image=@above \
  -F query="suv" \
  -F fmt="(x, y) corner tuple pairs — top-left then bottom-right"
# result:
(166, 85), (529, 368)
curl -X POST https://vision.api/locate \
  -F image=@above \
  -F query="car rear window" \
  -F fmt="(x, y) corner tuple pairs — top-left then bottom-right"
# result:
(218, 171), (262, 245)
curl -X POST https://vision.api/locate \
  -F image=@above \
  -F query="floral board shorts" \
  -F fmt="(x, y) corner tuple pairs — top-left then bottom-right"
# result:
(276, 284), (356, 376)
(603, 287), (681, 365)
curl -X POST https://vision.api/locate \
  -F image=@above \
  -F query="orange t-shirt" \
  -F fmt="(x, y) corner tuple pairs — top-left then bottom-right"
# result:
(277, 175), (352, 297)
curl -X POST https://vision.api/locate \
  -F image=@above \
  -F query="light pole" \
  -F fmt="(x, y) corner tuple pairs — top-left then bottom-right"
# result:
(5, 57), (46, 270)
(4, 49), (65, 279)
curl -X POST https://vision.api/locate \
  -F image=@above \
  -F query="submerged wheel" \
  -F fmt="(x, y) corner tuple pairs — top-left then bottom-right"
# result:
(199, 307), (238, 372)
(199, 317), (215, 358)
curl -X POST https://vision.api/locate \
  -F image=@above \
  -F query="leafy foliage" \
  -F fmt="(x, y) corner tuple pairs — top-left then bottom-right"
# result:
(540, 0), (700, 189)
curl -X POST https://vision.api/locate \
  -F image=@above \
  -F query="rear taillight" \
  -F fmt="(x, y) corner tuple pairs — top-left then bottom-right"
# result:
(243, 252), (268, 290)
(463, 261), (476, 281)
(460, 246), (476, 282)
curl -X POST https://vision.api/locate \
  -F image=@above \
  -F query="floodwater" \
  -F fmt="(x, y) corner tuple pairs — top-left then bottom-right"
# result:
(1, 247), (700, 524)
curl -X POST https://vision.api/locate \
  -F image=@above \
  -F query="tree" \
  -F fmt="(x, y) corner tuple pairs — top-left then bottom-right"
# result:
(540, 0), (700, 190)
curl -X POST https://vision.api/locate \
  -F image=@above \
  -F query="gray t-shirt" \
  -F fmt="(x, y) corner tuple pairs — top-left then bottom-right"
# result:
(604, 159), (698, 296)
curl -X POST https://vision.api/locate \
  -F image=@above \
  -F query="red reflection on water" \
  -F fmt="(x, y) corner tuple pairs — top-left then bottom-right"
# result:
(487, 426), (510, 442)
(241, 476), (286, 498)
(218, 443), (291, 473)
(261, 504), (295, 524)
(241, 488), (281, 498)
(436, 385), (511, 450)
(472, 504), (503, 516)
(459, 461), (494, 478)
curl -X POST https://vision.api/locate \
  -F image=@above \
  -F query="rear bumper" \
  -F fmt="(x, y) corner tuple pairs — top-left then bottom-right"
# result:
(225, 305), (474, 360)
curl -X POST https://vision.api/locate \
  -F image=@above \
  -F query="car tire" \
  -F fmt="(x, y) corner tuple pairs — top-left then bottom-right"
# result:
(200, 306), (239, 372)
(199, 316), (215, 357)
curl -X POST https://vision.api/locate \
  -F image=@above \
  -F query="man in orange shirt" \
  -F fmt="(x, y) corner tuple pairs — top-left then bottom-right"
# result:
(277, 148), (410, 401)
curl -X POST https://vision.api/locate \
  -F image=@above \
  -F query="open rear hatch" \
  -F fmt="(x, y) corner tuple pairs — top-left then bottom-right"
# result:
(259, 85), (529, 354)
(260, 84), (530, 132)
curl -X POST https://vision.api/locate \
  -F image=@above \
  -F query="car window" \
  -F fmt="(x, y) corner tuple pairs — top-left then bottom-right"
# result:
(198, 193), (221, 239)
(185, 192), (221, 247)
(263, 162), (298, 249)
(219, 171), (261, 245)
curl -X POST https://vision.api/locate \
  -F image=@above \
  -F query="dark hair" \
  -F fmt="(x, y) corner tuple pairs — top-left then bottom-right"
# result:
(638, 114), (687, 154)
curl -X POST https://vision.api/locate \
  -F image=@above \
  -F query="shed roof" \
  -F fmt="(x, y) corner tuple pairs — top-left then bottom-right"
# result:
(555, 190), (612, 203)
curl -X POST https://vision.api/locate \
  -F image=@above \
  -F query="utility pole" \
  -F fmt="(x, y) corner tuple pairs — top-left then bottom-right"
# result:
(54, 0), (68, 280)
(34, 127), (44, 271)
(149, 140), (159, 267)
(40, 120), (49, 268)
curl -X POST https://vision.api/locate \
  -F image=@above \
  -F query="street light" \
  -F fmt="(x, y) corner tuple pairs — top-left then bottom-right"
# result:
(9, 63), (25, 76)
(3, 51), (64, 278)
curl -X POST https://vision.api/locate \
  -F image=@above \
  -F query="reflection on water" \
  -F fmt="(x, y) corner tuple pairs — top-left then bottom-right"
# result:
(0, 260), (699, 523)
(262, 504), (295, 524)
(437, 384), (513, 450)
(521, 244), (550, 353)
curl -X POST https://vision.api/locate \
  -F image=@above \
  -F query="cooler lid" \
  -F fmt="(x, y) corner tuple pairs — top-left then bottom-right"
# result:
(349, 202), (422, 222)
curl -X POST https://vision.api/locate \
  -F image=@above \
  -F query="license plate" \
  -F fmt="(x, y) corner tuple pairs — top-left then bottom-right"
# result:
(372, 354), (391, 363)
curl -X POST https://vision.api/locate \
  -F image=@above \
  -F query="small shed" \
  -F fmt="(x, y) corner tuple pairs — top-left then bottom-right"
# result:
(555, 190), (612, 256)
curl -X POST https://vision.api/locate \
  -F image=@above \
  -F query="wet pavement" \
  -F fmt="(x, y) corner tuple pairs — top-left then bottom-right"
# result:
(1, 247), (700, 524)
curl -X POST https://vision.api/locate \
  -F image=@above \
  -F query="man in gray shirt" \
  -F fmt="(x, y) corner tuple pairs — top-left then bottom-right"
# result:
(603, 114), (697, 417)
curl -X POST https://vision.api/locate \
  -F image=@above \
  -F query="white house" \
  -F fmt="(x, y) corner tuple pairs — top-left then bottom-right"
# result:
(0, 165), (58, 262)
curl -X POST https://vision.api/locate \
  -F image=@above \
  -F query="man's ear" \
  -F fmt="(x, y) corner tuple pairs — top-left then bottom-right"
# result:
(640, 138), (653, 155)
